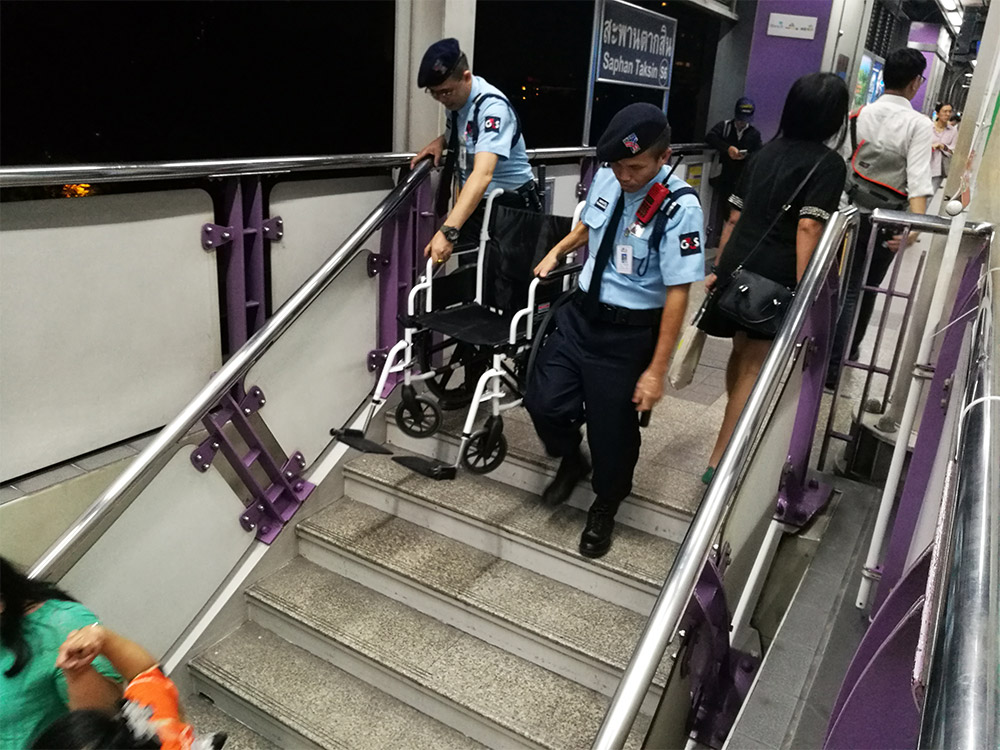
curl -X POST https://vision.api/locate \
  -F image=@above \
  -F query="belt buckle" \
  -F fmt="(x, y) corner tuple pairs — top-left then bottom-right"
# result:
(613, 307), (629, 325)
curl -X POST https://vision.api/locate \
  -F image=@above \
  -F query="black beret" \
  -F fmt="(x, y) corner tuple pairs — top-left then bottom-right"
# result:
(596, 103), (669, 162)
(418, 38), (462, 88)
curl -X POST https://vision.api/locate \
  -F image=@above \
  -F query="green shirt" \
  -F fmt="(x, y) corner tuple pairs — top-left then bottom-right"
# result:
(0, 600), (122, 750)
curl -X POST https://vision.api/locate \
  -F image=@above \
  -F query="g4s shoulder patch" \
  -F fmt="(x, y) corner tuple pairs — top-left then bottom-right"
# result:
(679, 231), (701, 256)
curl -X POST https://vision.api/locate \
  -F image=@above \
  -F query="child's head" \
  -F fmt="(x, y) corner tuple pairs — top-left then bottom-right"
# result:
(30, 709), (160, 749)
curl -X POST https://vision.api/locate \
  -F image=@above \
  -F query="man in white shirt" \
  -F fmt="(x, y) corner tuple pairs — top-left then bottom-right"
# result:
(828, 47), (933, 387)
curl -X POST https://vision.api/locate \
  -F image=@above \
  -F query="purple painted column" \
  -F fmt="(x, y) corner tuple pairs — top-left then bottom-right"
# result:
(907, 22), (942, 113)
(743, 0), (835, 140)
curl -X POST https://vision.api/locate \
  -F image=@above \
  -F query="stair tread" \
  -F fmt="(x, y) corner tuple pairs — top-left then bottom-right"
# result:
(246, 561), (648, 750)
(344, 449), (678, 588)
(183, 693), (281, 750)
(389, 406), (709, 518)
(190, 622), (485, 750)
(272, 536), (670, 687)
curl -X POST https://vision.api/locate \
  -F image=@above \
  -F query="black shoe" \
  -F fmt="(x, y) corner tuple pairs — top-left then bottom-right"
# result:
(542, 450), (590, 506)
(579, 505), (616, 558)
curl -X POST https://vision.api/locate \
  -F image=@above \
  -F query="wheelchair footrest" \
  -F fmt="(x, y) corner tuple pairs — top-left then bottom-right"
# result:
(331, 428), (393, 455)
(392, 454), (457, 480)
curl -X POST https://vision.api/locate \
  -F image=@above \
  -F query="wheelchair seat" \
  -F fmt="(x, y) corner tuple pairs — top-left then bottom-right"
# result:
(412, 303), (514, 348)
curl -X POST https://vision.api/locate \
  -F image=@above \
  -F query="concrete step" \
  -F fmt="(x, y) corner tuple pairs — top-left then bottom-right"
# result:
(294, 512), (670, 708)
(183, 692), (280, 750)
(189, 622), (484, 750)
(244, 560), (649, 750)
(386, 408), (700, 543)
(343, 449), (678, 614)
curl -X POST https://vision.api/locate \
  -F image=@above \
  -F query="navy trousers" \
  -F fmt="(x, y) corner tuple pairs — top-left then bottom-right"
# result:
(524, 301), (656, 506)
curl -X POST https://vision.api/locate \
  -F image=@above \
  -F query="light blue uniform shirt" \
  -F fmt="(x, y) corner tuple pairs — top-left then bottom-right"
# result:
(444, 75), (535, 194)
(578, 166), (705, 309)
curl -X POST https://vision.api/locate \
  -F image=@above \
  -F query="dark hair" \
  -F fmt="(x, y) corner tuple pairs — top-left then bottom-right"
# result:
(778, 73), (849, 143)
(935, 101), (953, 112)
(30, 710), (160, 750)
(448, 52), (470, 81)
(883, 48), (926, 89)
(1, 556), (76, 678)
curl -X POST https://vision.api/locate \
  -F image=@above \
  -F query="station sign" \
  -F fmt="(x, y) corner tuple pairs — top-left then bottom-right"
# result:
(595, 0), (677, 90)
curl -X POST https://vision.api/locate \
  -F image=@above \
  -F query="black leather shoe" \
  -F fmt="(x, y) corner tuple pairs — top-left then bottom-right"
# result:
(542, 450), (590, 506)
(579, 506), (616, 559)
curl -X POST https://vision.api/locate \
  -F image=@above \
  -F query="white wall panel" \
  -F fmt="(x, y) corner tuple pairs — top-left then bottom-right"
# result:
(269, 176), (394, 306)
(0, 191), (220, 481)
(247, 253), (376, 466)
(61, 451), (255, 656)
(544, 164), (583, 218)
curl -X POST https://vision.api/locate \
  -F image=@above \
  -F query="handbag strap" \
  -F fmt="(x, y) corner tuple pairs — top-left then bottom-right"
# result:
(730, 154), (827, 275)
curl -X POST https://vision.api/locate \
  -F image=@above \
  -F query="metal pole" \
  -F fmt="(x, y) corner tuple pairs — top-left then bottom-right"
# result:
(856, 200), (969, 609)
(918, 248), (999, 748)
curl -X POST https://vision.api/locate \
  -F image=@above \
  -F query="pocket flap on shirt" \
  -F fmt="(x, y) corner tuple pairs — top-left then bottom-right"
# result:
(581, 203), (610, 229)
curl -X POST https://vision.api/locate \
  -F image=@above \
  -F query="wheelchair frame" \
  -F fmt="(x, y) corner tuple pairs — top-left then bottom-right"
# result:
(356, 188), (585, 475)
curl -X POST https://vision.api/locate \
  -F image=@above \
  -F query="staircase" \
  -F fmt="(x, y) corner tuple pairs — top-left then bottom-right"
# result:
(188, 405), (711, 749)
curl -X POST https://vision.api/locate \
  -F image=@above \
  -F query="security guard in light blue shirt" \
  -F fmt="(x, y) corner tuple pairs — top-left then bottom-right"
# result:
(411, 38), (541, 266)
(576, 167), (704, 309)
(526, 103), (705, 559)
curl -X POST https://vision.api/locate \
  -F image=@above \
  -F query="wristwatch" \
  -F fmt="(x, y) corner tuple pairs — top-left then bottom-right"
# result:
(440, 225), (461, 243)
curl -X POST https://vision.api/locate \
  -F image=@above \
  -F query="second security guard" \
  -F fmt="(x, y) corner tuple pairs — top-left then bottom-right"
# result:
(410, 38), (541, 265)
(526, 103), (705, 559)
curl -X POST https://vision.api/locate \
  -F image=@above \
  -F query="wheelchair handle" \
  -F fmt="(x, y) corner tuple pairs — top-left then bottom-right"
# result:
(537, 262), (584, 283)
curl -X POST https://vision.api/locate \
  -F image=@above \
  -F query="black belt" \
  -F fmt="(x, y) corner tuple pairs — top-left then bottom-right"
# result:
(572, 290), (662, 327)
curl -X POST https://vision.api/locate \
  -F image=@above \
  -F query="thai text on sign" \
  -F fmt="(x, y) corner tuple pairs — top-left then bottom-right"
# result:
(597, 0), (677, 90)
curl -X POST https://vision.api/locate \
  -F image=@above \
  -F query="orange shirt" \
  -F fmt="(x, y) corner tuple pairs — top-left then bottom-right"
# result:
(123, 667), (195, 750)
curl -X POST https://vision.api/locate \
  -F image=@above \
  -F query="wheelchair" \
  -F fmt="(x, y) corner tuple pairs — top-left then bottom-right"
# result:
(351, 189), (584, 479)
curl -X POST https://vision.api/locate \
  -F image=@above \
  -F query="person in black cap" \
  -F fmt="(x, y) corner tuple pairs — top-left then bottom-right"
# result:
(409, 38), (540, 265)
(524, 103), (705, 559)
(705, 97), (762, 248)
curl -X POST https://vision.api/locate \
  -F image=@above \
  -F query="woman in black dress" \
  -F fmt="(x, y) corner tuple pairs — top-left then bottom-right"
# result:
(699, 73), (849, 483)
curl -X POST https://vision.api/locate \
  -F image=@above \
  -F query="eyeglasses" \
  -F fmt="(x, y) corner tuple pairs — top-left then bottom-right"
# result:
(425, 85), (458, 100)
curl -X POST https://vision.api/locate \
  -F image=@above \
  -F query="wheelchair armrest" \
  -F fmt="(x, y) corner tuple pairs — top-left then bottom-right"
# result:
(536, 263), (584, 283)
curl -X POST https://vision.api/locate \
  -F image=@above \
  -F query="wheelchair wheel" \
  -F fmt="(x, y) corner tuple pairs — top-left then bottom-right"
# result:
(416, 335), (490, 410)
(461, 420), (507, 474)
(395, 394), (442, 438)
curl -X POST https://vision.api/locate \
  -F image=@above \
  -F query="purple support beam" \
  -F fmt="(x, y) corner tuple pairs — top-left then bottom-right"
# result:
(827, 549), (930, 732)
(825, 604), (923, 748)
(680, 557), (760, 749)
(775, 261), (839, 526)
(206, 176), (274, 359)
(374, 174), (437, 396)
(872, 252), (985, 610)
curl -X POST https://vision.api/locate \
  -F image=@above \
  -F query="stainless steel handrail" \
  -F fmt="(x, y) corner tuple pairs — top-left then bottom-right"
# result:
(28, 158), (436, 582)
(918, 229), (999, 750)
(591, 207), (860, 750)
(0, 144), (711, 188)
(871, 208), (994, 236)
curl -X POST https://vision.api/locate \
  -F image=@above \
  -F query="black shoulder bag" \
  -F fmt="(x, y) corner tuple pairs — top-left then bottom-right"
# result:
(712, 157), (824, 338)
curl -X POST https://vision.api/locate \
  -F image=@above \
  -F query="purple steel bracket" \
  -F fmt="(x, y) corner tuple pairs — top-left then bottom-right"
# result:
(202, 223), (235, 250)
(871, 251), (985, 611)
(775, 260), (840, 526)
(191, 385), (314, 543)
(680, 556), (760, 749)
